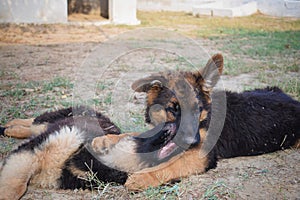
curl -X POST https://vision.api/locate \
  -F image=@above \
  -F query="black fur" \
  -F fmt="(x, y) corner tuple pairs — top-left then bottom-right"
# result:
(60, 148), (128, 190)
(215, 87), (300, 158)
(0, 126), (5, 136)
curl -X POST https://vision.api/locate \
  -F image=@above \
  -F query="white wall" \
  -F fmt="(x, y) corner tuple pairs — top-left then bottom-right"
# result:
(109, 0), (140, 25)
(0, 0), (68, 23)
(137, 0), (215, 12)
(0, 0), (140, 25)
(137, 0), (300, 18)
(257, 0), (300, 18)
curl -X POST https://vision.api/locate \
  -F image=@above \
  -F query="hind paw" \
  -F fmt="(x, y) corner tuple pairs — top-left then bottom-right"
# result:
(3, 126), (32, 139)
(4, 118), (34, 128)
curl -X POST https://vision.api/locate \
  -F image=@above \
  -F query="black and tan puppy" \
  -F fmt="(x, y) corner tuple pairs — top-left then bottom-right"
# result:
(0, 106), (129, 200)
(91, 54), (300, 190)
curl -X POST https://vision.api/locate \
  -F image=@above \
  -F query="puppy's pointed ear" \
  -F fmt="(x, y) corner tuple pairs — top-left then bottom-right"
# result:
(131, 79), (151, 92)
(201, 54), (223, 90)
(131, 75), (166, 93)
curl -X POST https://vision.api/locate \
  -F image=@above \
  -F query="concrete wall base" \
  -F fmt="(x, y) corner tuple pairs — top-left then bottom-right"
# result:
(192, 1), (257, 17)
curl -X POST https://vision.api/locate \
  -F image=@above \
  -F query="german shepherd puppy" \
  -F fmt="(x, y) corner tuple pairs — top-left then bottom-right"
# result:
(0, 106), (131, 199)
(90, 54), (300, 190)
(0, 54), (299, 199)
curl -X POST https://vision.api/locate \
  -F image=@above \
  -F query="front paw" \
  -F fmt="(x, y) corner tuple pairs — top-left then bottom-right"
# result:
(91, 136), (111, 155)
(91, 135), (121, 155)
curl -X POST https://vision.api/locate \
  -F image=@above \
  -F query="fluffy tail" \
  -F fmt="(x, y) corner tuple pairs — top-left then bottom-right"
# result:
(0, 126), (5, 136)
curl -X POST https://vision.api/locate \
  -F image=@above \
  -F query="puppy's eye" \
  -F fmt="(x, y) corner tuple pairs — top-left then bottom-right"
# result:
(174, 104), (180, 112)
(165, 103), (179, 116)
(199, 107), (203, 113)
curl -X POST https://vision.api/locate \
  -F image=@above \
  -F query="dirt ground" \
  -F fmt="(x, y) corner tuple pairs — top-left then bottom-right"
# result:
(0, 22), (299, 200)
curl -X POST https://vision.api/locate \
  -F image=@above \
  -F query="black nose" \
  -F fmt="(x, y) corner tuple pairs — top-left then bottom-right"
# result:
(173, 126), (200, 150)
(186, 132), (200, 147)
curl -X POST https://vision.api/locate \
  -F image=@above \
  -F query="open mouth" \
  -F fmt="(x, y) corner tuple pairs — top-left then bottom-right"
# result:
(157, 122), (179, 160)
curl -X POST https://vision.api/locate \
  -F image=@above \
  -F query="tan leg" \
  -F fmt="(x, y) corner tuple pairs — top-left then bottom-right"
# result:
(3, 118), (36, 139)
(4, 123), (47, 139)
(4, 126), (33, 139)
(0, 151), (38, 200)
(125, 148), (208, 191)
(4, 118), (34, 128)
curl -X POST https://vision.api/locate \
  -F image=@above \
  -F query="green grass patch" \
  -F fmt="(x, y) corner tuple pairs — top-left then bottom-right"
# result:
(116, 111), (148, 133)
(201, 181), (235, 200)
(285, 64), (299, 73)
(0, 137), (16, 154)
(223, 59), (254, 76)
(210, 29), (300, 58)
(42, 77), (73, 92)
(141, 184), (181, 200)
(2, 88), (26, 100)
(0, 77), (74, 124)
(258, 75), (300, 100)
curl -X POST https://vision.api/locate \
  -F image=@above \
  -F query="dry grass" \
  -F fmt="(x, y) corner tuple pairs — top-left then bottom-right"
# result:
(137, 11), (300, 37)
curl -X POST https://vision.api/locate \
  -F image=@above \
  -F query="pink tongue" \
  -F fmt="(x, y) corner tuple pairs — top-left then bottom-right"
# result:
(158, 142), (177, 160)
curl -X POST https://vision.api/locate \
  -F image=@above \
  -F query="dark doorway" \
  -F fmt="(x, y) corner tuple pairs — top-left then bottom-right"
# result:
(67, 0), (109, 22)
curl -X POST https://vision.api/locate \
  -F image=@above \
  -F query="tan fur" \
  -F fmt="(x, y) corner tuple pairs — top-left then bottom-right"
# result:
(293, 139), (300, 149)
(68, 165), (88, 180)
(200, 109), (208, 122)
(199, 128), (207, 144)
(4, 118), (34, 128)
(4, 118), (47, 139)
(147, 86), (161, 106)
(30, 124), (48, 136)
(149, 108), (167, 126)
(92, 133), (147, 172)
(0, 152), (38, 200)
(212, 54), (224, 74)
(4, 126), (33, 139)
(125, 146), (208, 191)
(4, 124), (47, 139)
(92, 133), (139, 151)
(0, 126), (85, 199)
(30, 126), (85, 188)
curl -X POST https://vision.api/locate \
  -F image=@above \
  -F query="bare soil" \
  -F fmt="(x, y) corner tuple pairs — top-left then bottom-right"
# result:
(0, 23), (299, 200)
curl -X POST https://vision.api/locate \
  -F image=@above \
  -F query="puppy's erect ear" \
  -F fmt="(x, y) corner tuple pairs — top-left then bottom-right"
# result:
(131, 75), (167, 93)
(201, 54), (223, 90)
